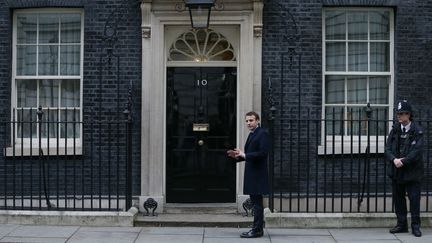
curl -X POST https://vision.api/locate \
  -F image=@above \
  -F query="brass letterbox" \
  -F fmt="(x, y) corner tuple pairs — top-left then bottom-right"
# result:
(192, 123), (210, 132)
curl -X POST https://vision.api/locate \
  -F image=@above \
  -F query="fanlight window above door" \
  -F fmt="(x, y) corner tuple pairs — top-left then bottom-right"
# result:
(168, 29), (236, 62)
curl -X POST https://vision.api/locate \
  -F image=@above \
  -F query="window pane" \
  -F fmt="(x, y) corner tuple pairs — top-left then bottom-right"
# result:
(17, 79), (37, 107)
(61, 80), (80, 107)
(348, 42), (367, 71)
(348, 11), (368, 40)
(369, 107), (389, 136)
(17, 14), (37, 44)
(60, 45), (80, 75)
(370, 11), (390, 40)
(369, 76), (389, 104)
(171, 36), (195, 61)
(38, 45), (58, 75)
(347, 107), (367, 136)
(60, 109), (80, 138)
(325, 75), (345, 104)
(326, 42), (345, 71)
(39, 14), (59, 44)
(169, 50), (191, 61)
(16, 45), (36, 75)
(325, 106), (344, 135)
(347, 76), (367, 104)
(61, 14), (81, 43)
(370, 42), (389, 71)
(41, 109), (58, 138)
(39, 79), (59, 107)
(325, 11), (345, 40)
(208, 39), (234, 61)
(17, 108), (37, 138)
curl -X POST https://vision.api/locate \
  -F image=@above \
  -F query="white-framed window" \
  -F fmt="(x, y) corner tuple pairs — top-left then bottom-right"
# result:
(10, 9), (83, 155)
(321, 8), (394, 154)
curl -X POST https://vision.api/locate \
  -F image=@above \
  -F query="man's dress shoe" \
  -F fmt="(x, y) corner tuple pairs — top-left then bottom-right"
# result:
(412, 227), (422, 237)
(389, 225), (408, 234)
(240, 229), (263, 238)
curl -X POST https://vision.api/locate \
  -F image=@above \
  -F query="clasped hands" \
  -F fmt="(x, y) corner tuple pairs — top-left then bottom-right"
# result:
(227, 148), (245, 159)
(393, 158), (404, 168)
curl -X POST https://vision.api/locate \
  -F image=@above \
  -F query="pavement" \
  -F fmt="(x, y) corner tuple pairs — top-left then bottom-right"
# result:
(0, 224), (431, 243)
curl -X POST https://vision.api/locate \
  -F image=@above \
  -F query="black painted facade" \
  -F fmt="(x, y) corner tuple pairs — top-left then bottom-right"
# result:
(262, 0), (431, 211)
(0, 0), (431, 211)
(0, 0), (142, 205)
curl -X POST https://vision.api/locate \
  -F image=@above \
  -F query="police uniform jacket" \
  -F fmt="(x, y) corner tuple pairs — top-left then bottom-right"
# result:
(237, 126), (270, 195)
(385, 121), (424, 182)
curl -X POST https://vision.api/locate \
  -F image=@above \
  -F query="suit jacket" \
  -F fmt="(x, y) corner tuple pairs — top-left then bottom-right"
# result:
(385, 121), (424, 182)
(237, 126), (270, 195)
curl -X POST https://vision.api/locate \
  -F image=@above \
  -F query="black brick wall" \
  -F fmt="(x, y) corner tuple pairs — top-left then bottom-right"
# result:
(262, 0), (432, 201)
(1, 0), (431, 209)
(0, 0), (142, 203)
(263, 0), (432, 119)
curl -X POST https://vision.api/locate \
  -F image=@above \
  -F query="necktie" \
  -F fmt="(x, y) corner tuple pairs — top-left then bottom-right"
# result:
(246, 132), (253, 144)
(403, 127), (406, 133)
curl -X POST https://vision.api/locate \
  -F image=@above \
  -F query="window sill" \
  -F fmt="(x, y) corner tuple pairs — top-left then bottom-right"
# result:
(318, 142), (385, 155)
(4, 146), (82, 157)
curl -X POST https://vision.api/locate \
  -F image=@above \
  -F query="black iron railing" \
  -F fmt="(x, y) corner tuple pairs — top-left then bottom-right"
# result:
(266, 108), (432, 213)
(0, 106), (133, 211)
(0, 0), (140, 212)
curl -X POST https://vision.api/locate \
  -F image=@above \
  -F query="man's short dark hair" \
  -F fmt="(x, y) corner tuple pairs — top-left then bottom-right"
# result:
(245, 111), (260, 121)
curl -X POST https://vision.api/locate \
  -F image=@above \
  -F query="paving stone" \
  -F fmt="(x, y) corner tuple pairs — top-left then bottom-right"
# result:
(135, 234), (203, 243)
(266, 228), (331, 236)
(270, 235), (335, 243)
(395, 228), (432, 243)
(329, 228), (397, 241)
(0, 224), (19, 238)
(140, 226), (204, 235)
(7, 225), (78, 238)
(67, 231), (138, 243)
(338, 241), (401, 243)
(0, 236), (67, 243)
(204, 237), (271, 243)
(204, 227), (248, 238)
(78, 226), (142, 233)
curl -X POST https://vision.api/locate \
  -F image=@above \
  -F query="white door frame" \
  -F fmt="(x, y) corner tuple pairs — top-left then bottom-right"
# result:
(139, 1), (263, 213)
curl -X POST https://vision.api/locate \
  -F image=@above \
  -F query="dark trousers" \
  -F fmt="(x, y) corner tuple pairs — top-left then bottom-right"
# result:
(392, 181), (421, 227)
(250, 194), (264, 232)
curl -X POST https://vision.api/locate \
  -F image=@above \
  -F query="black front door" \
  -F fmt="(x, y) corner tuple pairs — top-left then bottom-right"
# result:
(166, 67), (237, 203)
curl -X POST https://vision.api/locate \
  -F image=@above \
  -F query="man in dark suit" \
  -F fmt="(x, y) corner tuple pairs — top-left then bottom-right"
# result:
(227, 111), (270, 238)
(385, 100), (424, 237)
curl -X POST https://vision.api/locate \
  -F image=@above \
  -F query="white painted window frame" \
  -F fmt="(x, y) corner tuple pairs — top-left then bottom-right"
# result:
(8, 8), (84, 156)
(320, 7), (395, 155)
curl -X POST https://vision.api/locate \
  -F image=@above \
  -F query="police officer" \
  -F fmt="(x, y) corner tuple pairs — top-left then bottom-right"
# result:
(385, 100), (424, 237)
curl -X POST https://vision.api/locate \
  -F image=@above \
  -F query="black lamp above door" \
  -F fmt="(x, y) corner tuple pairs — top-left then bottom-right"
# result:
(184, 0), (215, 29)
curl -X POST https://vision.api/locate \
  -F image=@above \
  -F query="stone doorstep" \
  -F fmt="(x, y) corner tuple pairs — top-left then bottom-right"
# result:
(135, 202), (252, 227)
(134, 213), (253, 227)
(265, 212), (432, 228)
(0, 207), (138, 227)
(163, 203), (238, 214)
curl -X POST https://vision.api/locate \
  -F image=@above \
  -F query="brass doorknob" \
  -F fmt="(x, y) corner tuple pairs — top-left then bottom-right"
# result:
(198, 140), (204, 146)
